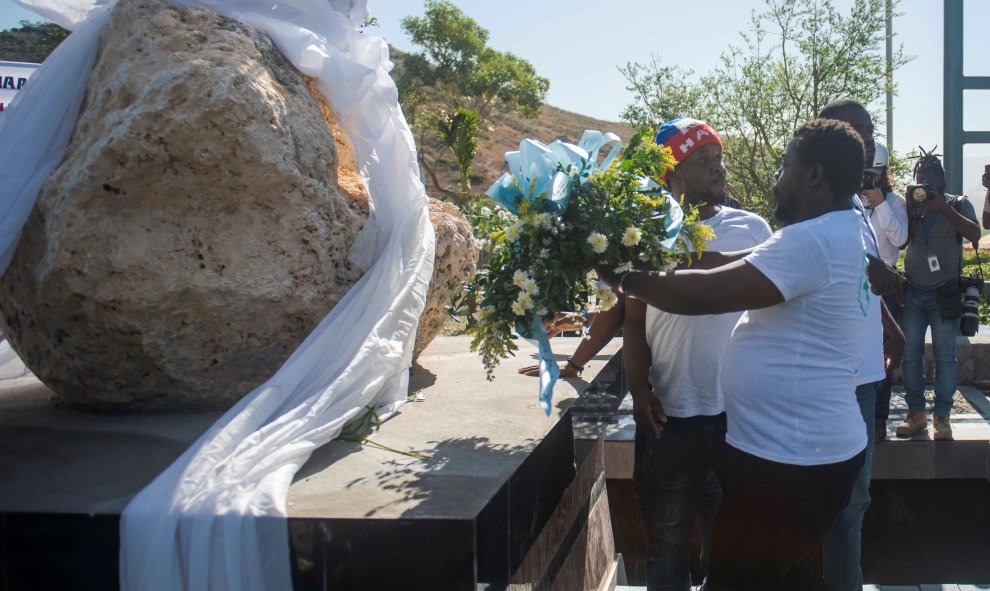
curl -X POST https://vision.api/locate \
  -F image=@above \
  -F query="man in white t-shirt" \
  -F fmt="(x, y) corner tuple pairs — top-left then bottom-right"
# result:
(818, 99), (906, 591)
(625, 117), (772, 591)
(599, 119), (870, 591)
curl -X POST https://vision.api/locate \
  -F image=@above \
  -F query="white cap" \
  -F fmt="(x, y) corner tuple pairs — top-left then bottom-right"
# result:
(868, 143), (889, 173)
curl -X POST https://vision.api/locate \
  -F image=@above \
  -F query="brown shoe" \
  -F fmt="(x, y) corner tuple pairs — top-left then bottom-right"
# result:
(895, 411), (927, 437)
(933, 415), (954, 441)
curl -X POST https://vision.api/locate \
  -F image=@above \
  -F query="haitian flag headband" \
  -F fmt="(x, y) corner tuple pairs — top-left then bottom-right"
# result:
(654, 117), (723, 184)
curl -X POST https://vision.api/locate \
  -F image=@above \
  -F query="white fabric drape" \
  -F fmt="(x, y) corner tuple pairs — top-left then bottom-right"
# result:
(4, 0), (435, 589)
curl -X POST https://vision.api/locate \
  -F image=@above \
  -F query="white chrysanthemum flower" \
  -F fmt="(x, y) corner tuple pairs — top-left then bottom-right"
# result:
(504, 223), (523, 242)
(520, 277), (539, 295)
(614, 261), (634, 274)
(516, 293), (534, 311)
(512, 269), (530, 288)
(622, 227), (642, 246)
(511, 301), (526, 316)
(539, 249), (550, 259)
(536, 306), (548, 316)
(598, 289), (618, 311)
(474, 305), (495, 323)
(587, 232), (608, 254)
(480, 206), (492, 217)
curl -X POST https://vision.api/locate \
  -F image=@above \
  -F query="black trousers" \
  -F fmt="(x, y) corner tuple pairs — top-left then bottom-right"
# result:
(704, 444), (866, 591)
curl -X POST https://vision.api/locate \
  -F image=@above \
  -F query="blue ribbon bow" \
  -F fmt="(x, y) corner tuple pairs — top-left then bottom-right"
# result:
(485, 130), (683, 415)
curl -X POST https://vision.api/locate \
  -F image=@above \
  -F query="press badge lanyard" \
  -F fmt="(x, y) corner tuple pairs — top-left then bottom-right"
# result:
(854, 198), (881, 256)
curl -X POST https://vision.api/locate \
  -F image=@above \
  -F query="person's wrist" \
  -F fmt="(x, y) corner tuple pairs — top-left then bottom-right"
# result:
(616, 270), (633, 295)
(565, 357), (584, 375)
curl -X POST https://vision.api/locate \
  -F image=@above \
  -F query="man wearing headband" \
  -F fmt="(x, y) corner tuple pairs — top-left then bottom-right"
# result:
(625, 117), (771, 591)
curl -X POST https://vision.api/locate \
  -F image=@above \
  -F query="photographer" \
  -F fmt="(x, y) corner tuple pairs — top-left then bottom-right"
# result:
(861, 144), (908, 266)
(981, 164), (990, 229)
(897, 149), (980, 441)
(861, 143), (909, 443)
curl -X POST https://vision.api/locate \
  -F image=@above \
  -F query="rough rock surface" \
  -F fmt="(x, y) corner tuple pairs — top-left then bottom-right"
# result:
(0, 0), (373, 410)
(414, 199), (479, 359)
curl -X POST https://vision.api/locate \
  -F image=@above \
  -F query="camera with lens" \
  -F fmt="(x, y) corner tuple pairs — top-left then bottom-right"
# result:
(906, 183), (938, 219)
(958, 275), (985, 337)
(862, 171), (880, 192)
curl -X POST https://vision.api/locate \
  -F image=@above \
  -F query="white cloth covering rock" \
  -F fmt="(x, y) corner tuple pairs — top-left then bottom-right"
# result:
(2, 0), (436, 588)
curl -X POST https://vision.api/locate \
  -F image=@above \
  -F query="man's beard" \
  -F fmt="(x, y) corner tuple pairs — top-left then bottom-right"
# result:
(773, 205), (795, 226)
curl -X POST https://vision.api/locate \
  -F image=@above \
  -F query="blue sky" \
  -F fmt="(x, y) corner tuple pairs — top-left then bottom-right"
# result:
(3, 0), (989, 199)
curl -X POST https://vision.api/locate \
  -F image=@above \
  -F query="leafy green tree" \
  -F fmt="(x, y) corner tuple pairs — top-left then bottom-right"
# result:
(435, 106), (479, 194)
(0, 20), (69, 63)
(397, 0), (549, 204)
(620, 0), (910, 224)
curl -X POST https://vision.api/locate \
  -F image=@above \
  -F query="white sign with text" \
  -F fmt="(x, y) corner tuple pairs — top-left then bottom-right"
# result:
(0, 61), (40, 114)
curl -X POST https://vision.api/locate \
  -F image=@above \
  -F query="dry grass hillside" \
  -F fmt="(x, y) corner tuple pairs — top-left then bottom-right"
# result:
(421, 104), (635, 198)
(390, 49), (634, 197)
(466, 106), (635, 193)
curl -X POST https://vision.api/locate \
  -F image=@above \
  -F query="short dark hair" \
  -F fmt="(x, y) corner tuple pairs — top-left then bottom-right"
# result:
(791, 119), (865, 199)
(817, 98), (867, 120)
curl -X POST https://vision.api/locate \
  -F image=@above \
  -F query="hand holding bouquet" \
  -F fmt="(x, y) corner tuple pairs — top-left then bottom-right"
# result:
(468, 130), (713, 413)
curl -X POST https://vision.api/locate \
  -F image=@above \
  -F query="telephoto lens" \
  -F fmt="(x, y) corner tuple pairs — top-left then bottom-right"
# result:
(959, 276), (984, 337)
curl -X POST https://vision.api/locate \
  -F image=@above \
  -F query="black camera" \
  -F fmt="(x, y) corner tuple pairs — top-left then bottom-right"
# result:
(958, 275), (985, 337)
(906, 183), (938, 219)
(862, 171), (880, 192)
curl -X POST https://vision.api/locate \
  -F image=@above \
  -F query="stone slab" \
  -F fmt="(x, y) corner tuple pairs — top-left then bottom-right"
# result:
(0, 335), (619, 517)
(0, 335), (622, 590)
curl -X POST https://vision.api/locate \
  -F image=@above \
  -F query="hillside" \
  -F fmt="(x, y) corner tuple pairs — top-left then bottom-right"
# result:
(388, 48), (634, 198)
(424, 104), (635, 197)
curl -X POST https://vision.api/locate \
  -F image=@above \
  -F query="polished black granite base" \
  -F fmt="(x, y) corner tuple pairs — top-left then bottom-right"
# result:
(0, 336), (621, 591)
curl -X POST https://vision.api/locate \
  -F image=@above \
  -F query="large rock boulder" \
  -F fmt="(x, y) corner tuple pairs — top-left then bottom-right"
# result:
(0, 0), (376, 410)
(414, 199), (479, 358)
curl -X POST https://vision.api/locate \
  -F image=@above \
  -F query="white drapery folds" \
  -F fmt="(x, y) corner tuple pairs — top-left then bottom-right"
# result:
(4, 0), (436, 588)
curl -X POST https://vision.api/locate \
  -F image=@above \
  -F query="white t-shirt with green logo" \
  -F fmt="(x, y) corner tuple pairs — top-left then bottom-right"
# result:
(720, 209), (870, 466)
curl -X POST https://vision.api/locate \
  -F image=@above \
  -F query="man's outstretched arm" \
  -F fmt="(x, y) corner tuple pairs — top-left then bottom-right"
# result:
(600, 260), (784, 316)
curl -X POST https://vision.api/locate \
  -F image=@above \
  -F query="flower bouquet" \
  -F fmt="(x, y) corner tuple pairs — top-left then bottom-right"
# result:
(467, 129), (714, 413)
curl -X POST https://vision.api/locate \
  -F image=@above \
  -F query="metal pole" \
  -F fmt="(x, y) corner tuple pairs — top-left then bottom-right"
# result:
(887, 0), (894, 154)
(944, 0), (964, 195)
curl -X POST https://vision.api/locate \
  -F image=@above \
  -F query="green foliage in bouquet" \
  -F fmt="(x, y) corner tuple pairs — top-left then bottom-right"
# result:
(467, 133), (714, 378)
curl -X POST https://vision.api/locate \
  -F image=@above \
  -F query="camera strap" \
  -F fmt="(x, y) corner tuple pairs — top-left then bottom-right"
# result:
(921, 212), (940, 238)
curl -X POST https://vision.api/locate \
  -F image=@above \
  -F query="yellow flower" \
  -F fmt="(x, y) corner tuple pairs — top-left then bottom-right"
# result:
(587, 232), (608, 254)
(622, 227), (642, 246)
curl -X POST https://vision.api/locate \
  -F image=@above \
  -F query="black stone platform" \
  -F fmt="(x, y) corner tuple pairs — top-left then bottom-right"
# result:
(0, 336), (622, 591)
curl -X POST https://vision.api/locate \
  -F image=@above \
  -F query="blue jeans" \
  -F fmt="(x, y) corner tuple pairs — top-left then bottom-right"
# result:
(823, 381), (876, 591)
(901, 286), (960, 416)
(634, 413), (726, 591)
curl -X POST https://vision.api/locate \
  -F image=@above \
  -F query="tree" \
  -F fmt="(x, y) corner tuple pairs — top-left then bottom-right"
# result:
(0, 20), (69, 63)
(435, 106), (479, 195)
(397, 0), (549, 204)
(620, 0), (910, 223)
